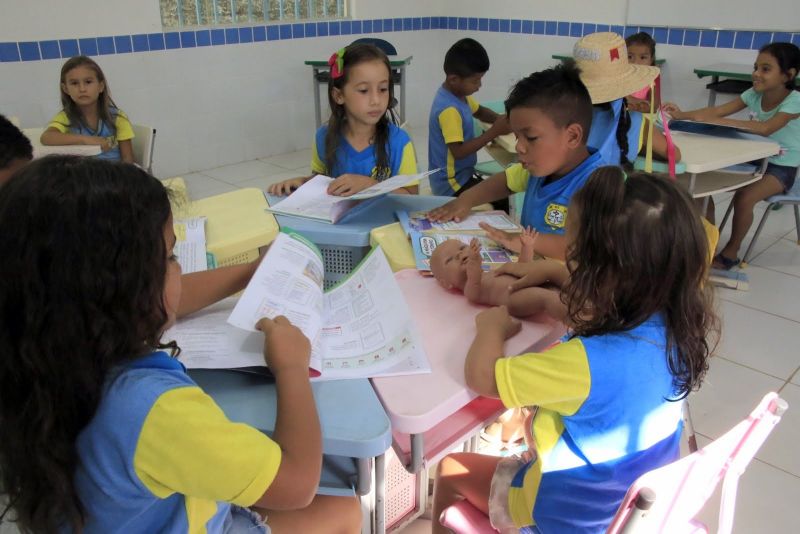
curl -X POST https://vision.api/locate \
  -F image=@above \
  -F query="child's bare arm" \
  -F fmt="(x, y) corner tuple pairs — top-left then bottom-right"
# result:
(462, 239), (485, 303)
(518, 227), (538, 263)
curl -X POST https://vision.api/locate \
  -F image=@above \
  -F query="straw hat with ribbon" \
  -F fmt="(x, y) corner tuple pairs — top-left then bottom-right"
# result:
(572, 32), (659, 105)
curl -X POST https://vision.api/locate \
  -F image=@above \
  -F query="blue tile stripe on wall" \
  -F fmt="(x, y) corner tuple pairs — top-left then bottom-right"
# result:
(2, 17), (798, 62)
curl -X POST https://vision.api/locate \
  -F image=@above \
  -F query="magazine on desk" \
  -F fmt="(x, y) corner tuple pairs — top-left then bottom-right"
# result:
(396, 209), (521, 235)
(409, 232), (518, 275)
(266, 170), (436, 224)
(166, 230), (431, 380)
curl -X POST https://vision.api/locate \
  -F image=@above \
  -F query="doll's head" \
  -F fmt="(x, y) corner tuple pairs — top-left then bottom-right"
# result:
(430, 239), (472, 290)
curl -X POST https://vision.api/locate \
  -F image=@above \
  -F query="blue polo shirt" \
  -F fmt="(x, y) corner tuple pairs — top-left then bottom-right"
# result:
(428, 86), (481, 195)
(496, 315), (683, 532)
(310, 123), (417, 179)
(505, 150), (604, 233)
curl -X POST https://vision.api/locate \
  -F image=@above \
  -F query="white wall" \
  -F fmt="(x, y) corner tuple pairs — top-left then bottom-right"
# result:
(0, 0), (766, 178)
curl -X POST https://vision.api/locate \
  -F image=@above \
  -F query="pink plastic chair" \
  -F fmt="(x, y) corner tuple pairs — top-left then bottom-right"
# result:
(439, 392), (787, 534)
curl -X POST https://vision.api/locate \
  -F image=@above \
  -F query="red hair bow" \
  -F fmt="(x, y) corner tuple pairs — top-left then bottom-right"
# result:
(328, 48), (345, 79)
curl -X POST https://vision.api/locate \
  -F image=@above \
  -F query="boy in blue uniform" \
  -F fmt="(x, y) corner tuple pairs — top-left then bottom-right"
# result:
(428, 38), (510, 205)
(429, 63), (603, 260)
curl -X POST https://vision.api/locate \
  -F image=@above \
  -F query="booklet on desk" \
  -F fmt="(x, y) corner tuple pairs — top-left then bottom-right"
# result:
(667, 119), (755, 135)
(266, 171), (436, 224)
(166, 230), (431, 380)
(396, 209), (520, 235)
(409, 232), (518, 275)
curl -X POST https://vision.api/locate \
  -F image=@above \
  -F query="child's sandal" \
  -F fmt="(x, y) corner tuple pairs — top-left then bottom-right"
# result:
(712, 253), (740, 271)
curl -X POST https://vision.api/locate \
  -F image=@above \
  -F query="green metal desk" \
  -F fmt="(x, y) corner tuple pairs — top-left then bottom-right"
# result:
(304, 56), (413, 127)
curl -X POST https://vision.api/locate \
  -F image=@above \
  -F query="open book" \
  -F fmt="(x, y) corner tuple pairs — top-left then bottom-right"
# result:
(397, 209), (521, 235)
(167, 231), (430, 380)
(409, 232), (517, 275)
(267, 171), (436, 223)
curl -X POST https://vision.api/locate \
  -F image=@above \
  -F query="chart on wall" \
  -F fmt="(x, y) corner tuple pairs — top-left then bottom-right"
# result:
(626, 0), (800, 32)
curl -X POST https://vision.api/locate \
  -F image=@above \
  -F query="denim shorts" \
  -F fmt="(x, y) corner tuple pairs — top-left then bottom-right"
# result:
(763, 162), (799, 193)
(223, 505), (270, 533)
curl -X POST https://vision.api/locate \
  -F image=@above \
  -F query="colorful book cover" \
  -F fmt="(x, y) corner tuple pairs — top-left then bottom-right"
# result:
(409, 231), (517, 274)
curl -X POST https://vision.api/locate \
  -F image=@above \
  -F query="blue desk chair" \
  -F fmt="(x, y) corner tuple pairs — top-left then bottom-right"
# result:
(719, 170), (800, 265)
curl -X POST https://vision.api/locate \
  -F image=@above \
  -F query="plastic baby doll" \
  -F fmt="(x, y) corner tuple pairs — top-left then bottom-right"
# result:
(429, 229), (562, 319)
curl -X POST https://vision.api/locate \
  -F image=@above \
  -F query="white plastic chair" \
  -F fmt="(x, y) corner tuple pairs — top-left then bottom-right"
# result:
(719, 168), (800, 265)
(439, 393), (787, 534)
(130, 123), (156, 173)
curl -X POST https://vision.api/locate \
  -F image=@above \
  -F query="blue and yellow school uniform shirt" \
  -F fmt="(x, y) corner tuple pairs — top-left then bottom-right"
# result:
(310, 123), (417, 182)
(495, 316), (683, 533)
(427, 86), (480, 196)
(505, 150), (604, 233)
(47, 108), (134, 161)
(588, 98), (644, 166)
(74, 352), (281, 533)
(740, 88), (800, 167)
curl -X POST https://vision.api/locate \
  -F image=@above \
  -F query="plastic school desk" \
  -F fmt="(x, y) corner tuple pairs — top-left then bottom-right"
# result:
(669, 129), (779, 199)
(173, 188), (279, 267)
(371, 270), (567, 474)
(304, 56), (413, 128)
(266, 193), (452, 288)
(189, 370), (393, 530)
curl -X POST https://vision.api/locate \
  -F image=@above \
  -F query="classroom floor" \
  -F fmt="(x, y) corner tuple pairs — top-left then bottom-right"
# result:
(177, 126), (800, 533)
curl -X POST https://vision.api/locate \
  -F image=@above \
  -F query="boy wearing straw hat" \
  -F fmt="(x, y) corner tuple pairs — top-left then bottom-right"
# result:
(428, 62), (602, 260)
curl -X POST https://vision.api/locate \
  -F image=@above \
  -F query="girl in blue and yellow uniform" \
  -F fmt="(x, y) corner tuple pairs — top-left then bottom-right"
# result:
(432, 166), (718, 534)
(0, 157), (361, 534)
(269, 43), (418, 197)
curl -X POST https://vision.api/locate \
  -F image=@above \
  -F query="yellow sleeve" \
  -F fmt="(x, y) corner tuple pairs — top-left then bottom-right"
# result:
(398, 141), (418, 181)
(310, 135), (326, 175)
(133, 386), (281, 507)
(701, 217), (719, 266)
(495, 338), (591, 416)
(505, 163), (530, 193)
(438, 107), (465, 144)
(114, 111), (134, 141)
(47, 111), (70, 133)
(466, 96), (480, 114)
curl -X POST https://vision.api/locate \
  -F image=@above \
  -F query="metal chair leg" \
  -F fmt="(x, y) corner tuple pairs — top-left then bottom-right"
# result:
(794, 205), (800, 244)
(742, 203), (774, 264)
(719, 200), (734, 232)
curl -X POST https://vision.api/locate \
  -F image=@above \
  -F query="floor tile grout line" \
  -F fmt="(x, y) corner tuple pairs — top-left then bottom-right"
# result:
(712, 354), (795, 383)
(718, 296), (800, 324)
(781, 366), (800, 391)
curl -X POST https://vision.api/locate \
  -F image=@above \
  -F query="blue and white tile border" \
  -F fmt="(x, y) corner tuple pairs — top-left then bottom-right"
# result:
(2, 16), (799, 62)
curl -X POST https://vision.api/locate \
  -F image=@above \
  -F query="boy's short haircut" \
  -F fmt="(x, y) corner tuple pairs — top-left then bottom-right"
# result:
(504, 62), (593, 143)
(444, 38), (490, 77)
(0, 115), (34, 169)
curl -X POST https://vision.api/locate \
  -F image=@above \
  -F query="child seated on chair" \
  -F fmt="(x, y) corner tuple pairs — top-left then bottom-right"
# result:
(428, 38), (510, 209)
(431, 167), (719, 534)
(429, 229), (565, 320)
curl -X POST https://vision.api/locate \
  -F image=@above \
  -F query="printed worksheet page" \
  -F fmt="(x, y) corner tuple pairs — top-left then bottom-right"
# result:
(228, 231), (326, 370)
(173, 217), (208, 273)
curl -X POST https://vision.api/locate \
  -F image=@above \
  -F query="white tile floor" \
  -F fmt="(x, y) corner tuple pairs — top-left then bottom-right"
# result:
(4, 128), (796, 534)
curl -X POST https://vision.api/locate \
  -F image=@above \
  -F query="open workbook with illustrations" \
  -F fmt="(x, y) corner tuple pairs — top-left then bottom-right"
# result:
(395, 209), (522, 275)
(267, 170), (436, 223)
(165, 230), (430, 380)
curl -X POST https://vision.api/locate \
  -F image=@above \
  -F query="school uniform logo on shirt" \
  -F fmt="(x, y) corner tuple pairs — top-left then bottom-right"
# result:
(545, 203), (567, 229)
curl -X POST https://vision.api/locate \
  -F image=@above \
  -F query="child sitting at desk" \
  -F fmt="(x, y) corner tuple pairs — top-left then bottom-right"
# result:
(664, 42), (800, 270)
(0, 114), (33, 185)
(40, 56), (135, 163)
(429, 229), (563, 320)
(625, 32), (661, 113)
(431, 167), (718, 534)
(269, 43), (418, 197)
(427, 38), (510, 206)
(0, 157), (361, 534)
(429, 63), (604, 260)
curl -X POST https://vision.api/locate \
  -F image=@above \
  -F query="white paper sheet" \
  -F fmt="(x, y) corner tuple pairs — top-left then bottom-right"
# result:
(267, 170), (437, 222)
(173, 217), (208, 274)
